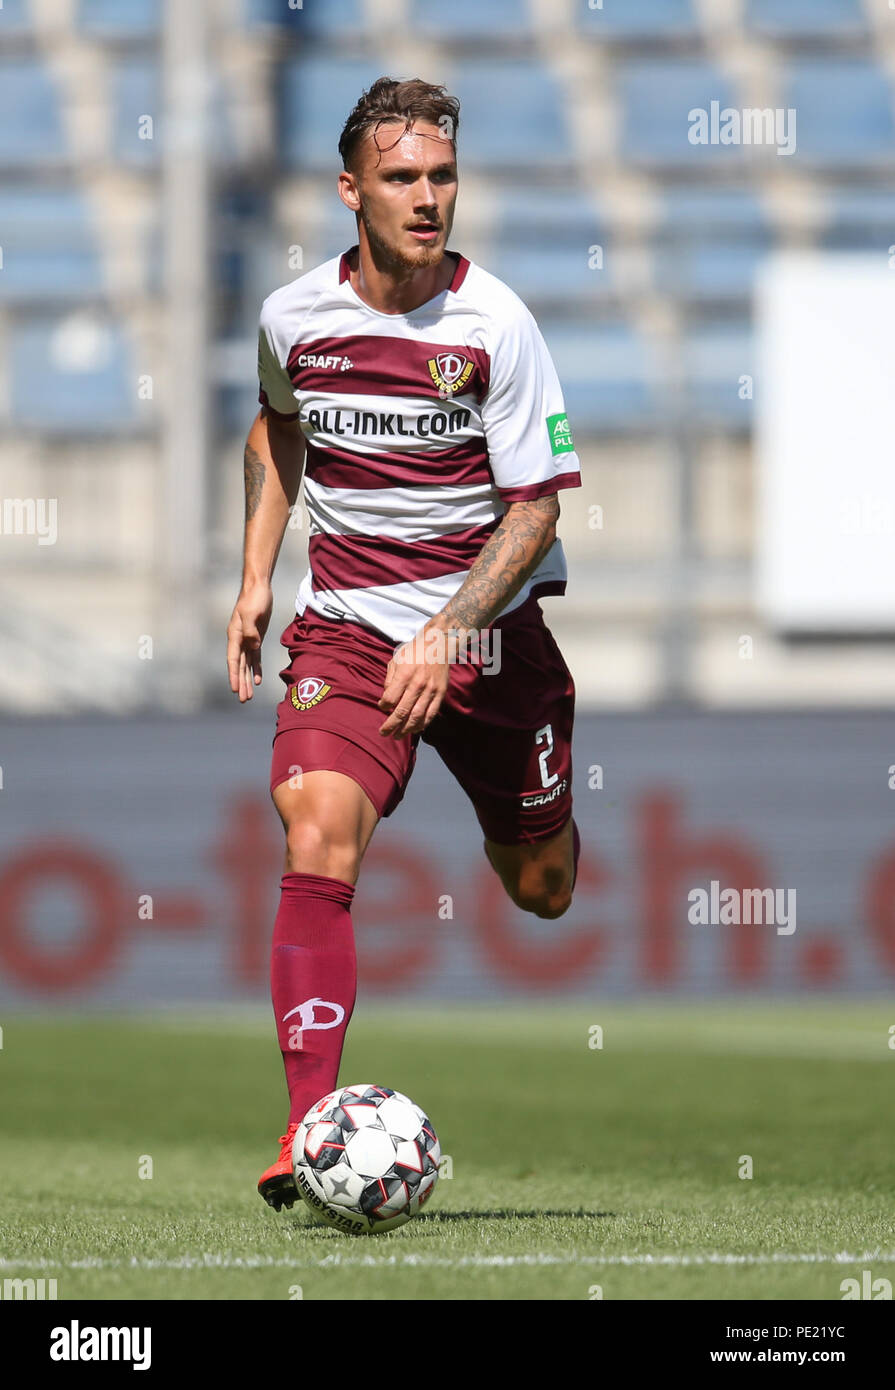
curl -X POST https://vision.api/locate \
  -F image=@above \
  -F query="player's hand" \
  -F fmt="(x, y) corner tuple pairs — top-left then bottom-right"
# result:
(378, 621), (451, 738)
(227, 581), (273, 702)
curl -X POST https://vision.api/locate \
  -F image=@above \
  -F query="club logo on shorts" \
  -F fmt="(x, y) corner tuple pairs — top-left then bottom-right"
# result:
(290, 676), (332, 711)
(428, 352), (474, 396)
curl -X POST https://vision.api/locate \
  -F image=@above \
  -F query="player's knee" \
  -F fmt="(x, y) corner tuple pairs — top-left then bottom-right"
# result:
(508, 869), (573, 920)
(522, 887), (572, 919)
(282, 818), (360, 881)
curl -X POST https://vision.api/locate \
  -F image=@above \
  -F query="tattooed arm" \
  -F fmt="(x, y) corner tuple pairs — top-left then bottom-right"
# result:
(435, 493), (559, 632)
(378, 494), (560, 738)
(227, 407), (306, 702)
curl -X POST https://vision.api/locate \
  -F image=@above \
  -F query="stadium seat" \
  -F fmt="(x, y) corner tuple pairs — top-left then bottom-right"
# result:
(79, 0), (159, 36)
(745, 0), (867, 40)
(660, 188), (768, 234)
(656, 189), (771, 301)
(315, 218), (360, 268)
(682, 325), (754, 429)
(281, 60), (386, 170)
(0, 0), (32, 34)
(821, 191), (895, 251)
(541, 322), (659, 432)
(496, 187), (607, 245)
(10, 315), (136, 431)
(0, 61), (66, 165)
(410, 0), (528, 39)
(781, 62), (895, 166)
(112, 59), (159, 165)
(618, 62), (740, 166)
(448, 62), (570, 169)
(497, 247), (614, 304)
(112, 60), (233, 165)
(0, 188), (103, 302)
(578, 0), (699, 40)
(656, 244), (769, 302)
(244, 0), (364, 34)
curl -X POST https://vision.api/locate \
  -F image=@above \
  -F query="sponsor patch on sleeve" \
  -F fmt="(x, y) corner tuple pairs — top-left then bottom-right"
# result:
(546, 412), (575, 456)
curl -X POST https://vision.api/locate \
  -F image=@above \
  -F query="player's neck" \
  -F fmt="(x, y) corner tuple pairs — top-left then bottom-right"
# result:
(347, 241), (455, 316)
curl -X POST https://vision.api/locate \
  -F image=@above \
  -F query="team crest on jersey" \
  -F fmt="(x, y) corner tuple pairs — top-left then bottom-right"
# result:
(427, 352), (474, 396)
(290, 676), (332, 711)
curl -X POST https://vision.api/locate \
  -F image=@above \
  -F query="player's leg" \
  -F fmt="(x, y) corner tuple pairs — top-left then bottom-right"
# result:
(260, 610), (417, 1209)
(273, 764), (380, 882)
(424, 594), (579, 922)
(484, 816), (579, 920)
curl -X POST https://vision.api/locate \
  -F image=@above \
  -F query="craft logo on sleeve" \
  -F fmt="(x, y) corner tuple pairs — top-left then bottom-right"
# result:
(546, 412), (575, 455)
(290, 676), (332, 711)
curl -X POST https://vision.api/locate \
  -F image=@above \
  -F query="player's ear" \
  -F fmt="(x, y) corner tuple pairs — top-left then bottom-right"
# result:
(338, 169), (361, 214)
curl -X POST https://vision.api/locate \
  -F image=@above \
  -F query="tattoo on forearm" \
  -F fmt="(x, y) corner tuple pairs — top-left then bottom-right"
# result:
(439, 494), (559, 630)
(244, 443), (266, 520)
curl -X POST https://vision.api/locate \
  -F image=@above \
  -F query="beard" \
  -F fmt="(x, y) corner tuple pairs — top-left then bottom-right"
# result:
(359, 201), (444, 273)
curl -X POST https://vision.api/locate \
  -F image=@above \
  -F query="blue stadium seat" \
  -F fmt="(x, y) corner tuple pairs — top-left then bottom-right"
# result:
(745, 0), (867, 39)
(578, 0), (699, 39)
(0, 188), (103, 301)
(112, 60), (159, 164)
(656, 244), (769, 301)
(11, 316), (136, 431)
(0, 0), (33, 34)
(0, 61), (66, 165)
(821, 191), (895, 251)
(496, 247), (614, 304)
(683, 325), (754, 428)
(660, 188), (768, 234)
(496, 187), (607, 245)
(79, 0), (159, 36)
(282, 60), (385, 169)
(449, 62), (569, 169)
(315, 213), (361, 266)
(112, 61), (233, 165)
(220, 384), (262, 436)
(541, 323), (658, 431)
(618, 62), (740, 166)
(656, 189), (771, 300)
(783, 61), (895, 166)
(245, 0), (365, 34)
(410, 0), (529, 39)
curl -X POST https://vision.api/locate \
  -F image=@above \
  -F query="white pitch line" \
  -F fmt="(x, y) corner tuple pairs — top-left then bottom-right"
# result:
(1, 1251), (894, 1272)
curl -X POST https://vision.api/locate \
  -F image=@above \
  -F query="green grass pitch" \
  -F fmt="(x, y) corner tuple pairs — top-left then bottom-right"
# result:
(1, 1003), (893, 1301)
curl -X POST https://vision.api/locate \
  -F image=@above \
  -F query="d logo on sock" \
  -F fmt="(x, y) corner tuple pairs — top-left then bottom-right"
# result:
(282, 997), (344, 1052)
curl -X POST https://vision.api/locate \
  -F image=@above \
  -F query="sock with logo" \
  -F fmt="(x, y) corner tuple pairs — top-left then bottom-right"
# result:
(270, 871), (357, 1127)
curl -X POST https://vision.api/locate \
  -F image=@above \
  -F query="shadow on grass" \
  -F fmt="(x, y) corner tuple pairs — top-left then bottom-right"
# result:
(291, 1207), (617, 1236)
(419, 1208), (617, 1223)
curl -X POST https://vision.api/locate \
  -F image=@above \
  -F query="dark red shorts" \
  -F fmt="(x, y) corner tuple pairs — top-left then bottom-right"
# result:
(269, 595), (575, 845)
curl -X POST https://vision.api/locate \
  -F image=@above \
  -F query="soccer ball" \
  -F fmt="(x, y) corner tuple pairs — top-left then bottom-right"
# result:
(292, 1083), (441, 1234)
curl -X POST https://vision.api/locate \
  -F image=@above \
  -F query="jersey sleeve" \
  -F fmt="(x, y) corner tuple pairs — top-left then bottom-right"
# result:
(257, 299), (300, 421)
(480, 305), (581, 503)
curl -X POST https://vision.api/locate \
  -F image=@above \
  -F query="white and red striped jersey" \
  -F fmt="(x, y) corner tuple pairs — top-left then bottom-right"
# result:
(257, 246), (581, 645)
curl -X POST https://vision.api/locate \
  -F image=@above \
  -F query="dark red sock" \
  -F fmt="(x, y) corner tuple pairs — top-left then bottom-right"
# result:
(270, 871), (357, 1127)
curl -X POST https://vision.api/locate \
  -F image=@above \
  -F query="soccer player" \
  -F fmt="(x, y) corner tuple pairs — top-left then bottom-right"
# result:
(226, 78), (583, 1211)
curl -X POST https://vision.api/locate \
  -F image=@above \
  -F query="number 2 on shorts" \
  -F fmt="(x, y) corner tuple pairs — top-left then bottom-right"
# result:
(535, 723), (559, 789)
